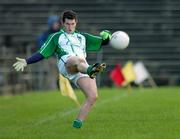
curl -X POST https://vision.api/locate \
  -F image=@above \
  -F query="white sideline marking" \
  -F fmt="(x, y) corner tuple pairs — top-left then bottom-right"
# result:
(33, 108), (79, 126)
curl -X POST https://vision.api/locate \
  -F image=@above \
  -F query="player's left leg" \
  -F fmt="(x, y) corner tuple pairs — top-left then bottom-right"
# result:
(73, 77), (98, 128)
(65, 56), (106, 78)
(65, 56), (88, 74)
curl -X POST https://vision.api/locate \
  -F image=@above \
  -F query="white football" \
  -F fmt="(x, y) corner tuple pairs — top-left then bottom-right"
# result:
(110, 31), (130, 50)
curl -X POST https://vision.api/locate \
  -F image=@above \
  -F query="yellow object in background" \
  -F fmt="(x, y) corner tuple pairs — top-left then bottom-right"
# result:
(122, 61), (136, 86)
(59, 74), (80, 107)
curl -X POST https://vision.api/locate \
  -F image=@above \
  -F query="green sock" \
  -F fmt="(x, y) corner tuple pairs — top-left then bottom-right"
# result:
(73, 119), (83, 128)
(87, 65), (93, 75)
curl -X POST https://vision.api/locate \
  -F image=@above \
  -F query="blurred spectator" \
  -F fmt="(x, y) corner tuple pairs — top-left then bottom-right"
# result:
(37, 15), (60, 90)
(37, 15), (60, 48)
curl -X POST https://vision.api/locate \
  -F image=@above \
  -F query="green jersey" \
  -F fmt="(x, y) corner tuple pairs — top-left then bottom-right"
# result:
(39, 29), (103, 60)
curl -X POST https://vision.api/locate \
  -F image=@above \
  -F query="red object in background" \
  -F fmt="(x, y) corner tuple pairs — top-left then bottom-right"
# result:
(110, 64), (125, 86)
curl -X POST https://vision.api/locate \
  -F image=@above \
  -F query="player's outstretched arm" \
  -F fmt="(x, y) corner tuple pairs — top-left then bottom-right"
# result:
(13, 52), (44, 72)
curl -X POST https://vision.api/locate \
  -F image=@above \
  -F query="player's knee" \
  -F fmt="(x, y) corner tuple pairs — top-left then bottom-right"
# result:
(87, 93), (98, 104)
(79, 58), (86, 63)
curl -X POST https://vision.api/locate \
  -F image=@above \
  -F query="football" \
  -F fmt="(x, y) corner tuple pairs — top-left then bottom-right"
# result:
(110, 31), (130, 50)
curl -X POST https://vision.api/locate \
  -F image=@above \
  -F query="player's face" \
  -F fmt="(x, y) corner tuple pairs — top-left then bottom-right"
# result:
(63, 18), (77, 34)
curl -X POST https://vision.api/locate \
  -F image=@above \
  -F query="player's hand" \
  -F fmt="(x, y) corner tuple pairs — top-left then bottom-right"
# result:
(100, 30), (111, 40)
(13, 57), (27, 72)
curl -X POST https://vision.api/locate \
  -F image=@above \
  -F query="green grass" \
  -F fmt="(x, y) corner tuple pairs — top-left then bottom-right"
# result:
(1, 87), (180, 139)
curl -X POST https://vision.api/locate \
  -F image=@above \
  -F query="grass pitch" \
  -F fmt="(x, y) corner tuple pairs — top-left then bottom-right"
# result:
(0, 87), (180, 139)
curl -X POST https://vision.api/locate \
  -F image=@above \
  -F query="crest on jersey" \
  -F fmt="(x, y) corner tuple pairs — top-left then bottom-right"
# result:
(77, 35), (82, 43)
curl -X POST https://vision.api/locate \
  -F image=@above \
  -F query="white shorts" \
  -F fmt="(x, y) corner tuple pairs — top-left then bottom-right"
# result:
(57, 55), (89, 86)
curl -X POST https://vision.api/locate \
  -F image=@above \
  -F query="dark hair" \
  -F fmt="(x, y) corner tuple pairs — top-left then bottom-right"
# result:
(61, 10), (77, 23)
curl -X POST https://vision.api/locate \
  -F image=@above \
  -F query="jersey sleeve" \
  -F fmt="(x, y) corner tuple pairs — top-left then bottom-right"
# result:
(82, 33), (103, 51)
(38, 34), (56, 58)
